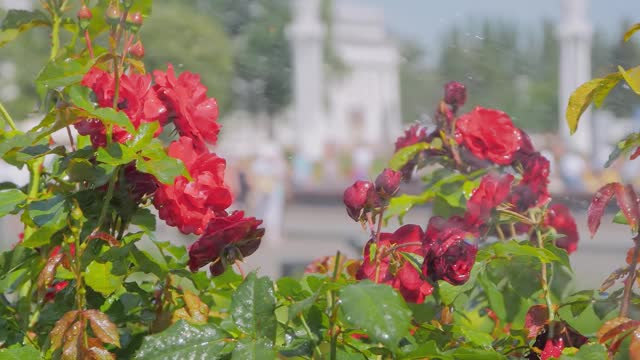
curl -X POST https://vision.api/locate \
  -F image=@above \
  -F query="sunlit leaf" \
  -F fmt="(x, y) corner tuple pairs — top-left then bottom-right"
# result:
(597, 317), (640, 344)
(61, 321), (83, 360)
(84, 261), (124, 297)
(615, 184), (640, 233)
(619, 65), (640, 95)
(0, 189), (27, 217)
(389, 142), (429, 171)
(231, 338), (274, 360)
(624, 23), (640, 42)
(566, 73), (622, 134)
(0, 344), (41, 360)
(172, 291), (209, 325)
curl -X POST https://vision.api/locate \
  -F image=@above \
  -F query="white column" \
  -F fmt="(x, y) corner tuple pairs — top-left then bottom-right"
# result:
(557, 0), (593, 157)
(288, 0), (326, 163)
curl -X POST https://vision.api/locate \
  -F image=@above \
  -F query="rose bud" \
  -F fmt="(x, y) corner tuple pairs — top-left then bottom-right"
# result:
(343, 181), (379, 222)
(129, 40), (145, 59)
(375, 168), (402, 197)
(77, 5), (92, 21)
(105, 3), (121, 26)
(443, 81), (466, 107)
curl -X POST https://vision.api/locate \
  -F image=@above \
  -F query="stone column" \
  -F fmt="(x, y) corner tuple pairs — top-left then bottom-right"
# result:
(288, 0), (326, 184)
(557, 0), (593, 158)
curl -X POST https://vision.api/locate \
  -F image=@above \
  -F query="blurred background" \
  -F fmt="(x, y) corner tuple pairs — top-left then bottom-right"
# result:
(1, 0), (640, 289)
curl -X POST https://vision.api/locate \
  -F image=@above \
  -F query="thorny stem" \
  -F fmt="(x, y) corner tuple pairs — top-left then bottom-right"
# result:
(536, 227), (554, 322)
(621, 234), (640, 317)
(0, 102), (17, 131)
(83, 30), (94, 58)
(375, 207), (385, 242)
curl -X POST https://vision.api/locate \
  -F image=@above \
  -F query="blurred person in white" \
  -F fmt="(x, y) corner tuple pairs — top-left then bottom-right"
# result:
(251, 142), (288, 245)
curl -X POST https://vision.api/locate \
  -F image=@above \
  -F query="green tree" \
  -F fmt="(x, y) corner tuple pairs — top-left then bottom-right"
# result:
(398, 40), (440, 122)
(142, 1), (234, 111)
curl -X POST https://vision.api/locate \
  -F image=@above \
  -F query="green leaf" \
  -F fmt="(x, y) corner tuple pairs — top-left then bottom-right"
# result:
(131, 208), (156, 233)
(69, 85), (135, 133)
(506, 256), (541, 298)
(446, 348), (506, 360)
(439, 263), (482, 305)
(624, 23), (640, 42)
(559, 343), (608, 359)
(0, 189), (27, 217)
(22, 195), (67, 248)
(452, 326), (494, 348)
(605, 133), (640, 168)
(0, 9), (50, 48)
(486, 240), (559, 264)
(566, 73), (623, 134)
(613, 210), (629, 225)
(136, 321), (229, 360)
(136, 155), (185, 185)
(230, 273), (277, 342)
(400, 341), (450, 360)
(231, 338), (275, 360)
(96, 143), (136, 166)
(128, 122), (160, 152)
(84, 261), (124, 297)
(339, 281), (412, 350)
(386, 192), (433, 224)
(0, 344), (41, 360)
(389, 142), (429, 171)
(66, 159), (112, 186)
(35, 57), (95, 98)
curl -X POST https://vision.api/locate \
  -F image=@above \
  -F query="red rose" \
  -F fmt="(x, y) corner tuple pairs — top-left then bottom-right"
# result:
(123, 163), (158, 202)
(443, 81), (466, 107)
(154, 137), (232, 235)
(528, 322), (587, 360)
(455, 107), (523, 165)
(76, 67), (167, 147)
(423, 216), (477, 285)
(343, 181), (379, 222)
(356, 224), (433, 303)
(544, 204), (579, 254)
(153, 64), (220, 149)
(375, 168), (402, 198)
(187, 211), (264, 275)
(465, 173), (514, 227)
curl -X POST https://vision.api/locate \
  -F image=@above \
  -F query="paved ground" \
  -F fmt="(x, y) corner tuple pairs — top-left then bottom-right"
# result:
(244, 199), (634, 290)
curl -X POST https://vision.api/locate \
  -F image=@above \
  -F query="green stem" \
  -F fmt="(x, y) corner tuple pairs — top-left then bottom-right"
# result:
(299, 314), (322, 359)
(96, 166), (120, 231)
(0, 102), (17, 131)
(73, 235), (85, 309)
(536, 228), (554, 322)
(23, 159), (44, 239)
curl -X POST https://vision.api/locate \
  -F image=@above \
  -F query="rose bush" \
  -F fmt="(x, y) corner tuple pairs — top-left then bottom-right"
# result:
(0, 1), (638, 359)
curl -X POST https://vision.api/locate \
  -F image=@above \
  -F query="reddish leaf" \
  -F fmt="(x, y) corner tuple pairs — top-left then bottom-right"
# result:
(631, 146), (640, 160)
(525, 305), (549, 339)
(630, 327), (640, 360)
(597, 317), (640, 344)
(50, 310), (79, 350)
(588, 183), (621, 237)
(37, 252), (64, 295)
(86, 338), (115, 360)
(627, 247), (640, 265)
(84, 310), (121, 347)
(615, 184), (640, 232)
(61, 321), (83, 360)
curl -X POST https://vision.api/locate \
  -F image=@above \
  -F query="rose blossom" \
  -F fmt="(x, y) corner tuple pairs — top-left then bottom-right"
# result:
(509, 153), (551, 211)
(153, 64), (221, 149)
(188, 211), (264, 276)
(76, 67), (167, 147)
(356, 224), (433, 303)
(154, 137), (232, 235)
(455, 107), (523, 165)
(465, 173), (514, 228)
(375, 168), (402, 198)
(443, 81), (466, 107)
(343, 181), (380, 222)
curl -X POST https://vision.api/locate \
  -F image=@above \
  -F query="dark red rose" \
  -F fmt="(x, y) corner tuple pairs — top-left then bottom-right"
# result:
(528, 321), (587, 360)
(153, 64), (220, 149)
(465, 173), (514, 228)
(343, 181), (379, 222)
(188, 211), (264, 275)
(423, 218), (477, 286)
(544, 204), (579, 254)
(154, 137), (232, 235)
(455, 107), (523, 165)
(356, 224), (433, 303)
(123, 163), (158, 202)
(513, 129), (536, 163)
(443, 81), (466, 107)
(375, 168), (402, 198)
(76, 67), (167, 147)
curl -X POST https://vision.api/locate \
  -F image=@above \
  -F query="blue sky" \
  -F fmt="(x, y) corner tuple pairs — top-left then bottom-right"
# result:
(356, 0), (640, 56)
